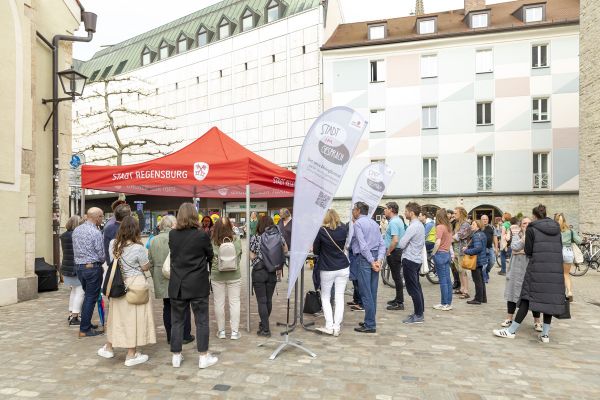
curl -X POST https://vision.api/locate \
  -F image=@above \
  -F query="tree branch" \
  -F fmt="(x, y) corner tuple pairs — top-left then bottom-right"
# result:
(81, 142), (119, 153)
(114, 124), (177, 132)
(121, 138), (183, 150)
(77, 124), (111, 136)
(109, 107), (174, 119)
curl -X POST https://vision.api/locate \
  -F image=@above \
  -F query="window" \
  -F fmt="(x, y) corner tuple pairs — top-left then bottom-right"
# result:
(368, 24), (386, 40)
(477, 102), (492, 125)
(302, 45), (306, 54)
(533, 153), (549, 189)
(532, 98), (549, 122)
(525, 6), (544, 23)
(159, 42), (170, 60)
(272, 54), (275, 63)
(476, 49), (493, 73)
(99, 65), (112, 80)
(142, 48), (153, 66)
(89, 70), (100, 81)
(418, 19), (436, 34)
(369, 110), (386, 133)
(471, 13), (489, 28)
(477, 155), (493, 191)
(114, 60), (128, 75)
(423, 158), (438, 193)
(197, 27), (209, 46)
(422, 106), (438, 129)
(420, 54), (437, 78)
(242, 9), (254, 31)
(370, 60), (386, 83)
(267, 0), (280, 22)
(219, 18), (231, 39)
(177, 35), (189, 53)
(532, 44), (548, 68)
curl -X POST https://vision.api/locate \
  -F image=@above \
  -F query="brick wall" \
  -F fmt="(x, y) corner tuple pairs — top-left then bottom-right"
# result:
(579, 0), (600, 234)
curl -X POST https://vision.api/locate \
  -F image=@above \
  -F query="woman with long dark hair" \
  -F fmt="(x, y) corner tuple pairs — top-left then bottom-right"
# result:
(201, 215), (214, 235)
(453, 207), (472, 299)
(431, 209), (453, 311)
(61, 215), (84, 325)
(97, 216), (156, 367)
(211, 217), (243, 340)
(494, 204), (567, 343)
(169, 203), (216, 369)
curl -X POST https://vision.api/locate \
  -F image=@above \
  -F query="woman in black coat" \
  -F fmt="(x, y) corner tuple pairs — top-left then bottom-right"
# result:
(493, 204), (567, 343)
(61, 215), (83, 325)
(169, 203), (216, 369)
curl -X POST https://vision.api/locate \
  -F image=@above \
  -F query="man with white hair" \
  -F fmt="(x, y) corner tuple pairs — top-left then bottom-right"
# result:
(72, 207), (105, 337)
(148, 215), (195, 345)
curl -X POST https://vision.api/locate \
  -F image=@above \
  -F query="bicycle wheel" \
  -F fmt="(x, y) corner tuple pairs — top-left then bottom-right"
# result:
(426, 257), (439, 284)
(381, 258), (396, 288)
(570, 259), (589, 276)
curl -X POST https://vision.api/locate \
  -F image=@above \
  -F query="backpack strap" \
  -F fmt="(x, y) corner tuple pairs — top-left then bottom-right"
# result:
(106, 257), (120, 297)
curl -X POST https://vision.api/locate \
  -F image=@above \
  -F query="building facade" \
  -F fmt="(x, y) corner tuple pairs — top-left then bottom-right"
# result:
(323, 0), (580, 224)
(74, 1), (321, 175)
(579, 0), (600, 234)
(0, 0), (83, 305)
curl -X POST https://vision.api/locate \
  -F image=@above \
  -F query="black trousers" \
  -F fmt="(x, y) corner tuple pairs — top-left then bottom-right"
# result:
(163, 298), (192, 342)
(252, 268), (277, 332)
(170, 297), (209, 353)
(515, 299), (552, 324)
(387, 249), (404, 303)
(507, 301), (541, 318)
(402, 258), (424, 316)
(451, 263), (460, 288)
(352, 280), (362, 305)
(471, 268), (487, 303)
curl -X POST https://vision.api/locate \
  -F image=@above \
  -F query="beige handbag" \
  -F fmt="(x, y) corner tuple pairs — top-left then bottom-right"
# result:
(125, 274), (150, 305)
(162, 253), (171, 279)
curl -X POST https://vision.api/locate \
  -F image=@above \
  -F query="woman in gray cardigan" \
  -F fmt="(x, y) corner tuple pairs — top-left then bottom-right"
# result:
(500, 217), (542, 331)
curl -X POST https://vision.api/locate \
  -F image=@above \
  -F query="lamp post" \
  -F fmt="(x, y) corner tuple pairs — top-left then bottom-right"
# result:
(39, 10), (97, 272)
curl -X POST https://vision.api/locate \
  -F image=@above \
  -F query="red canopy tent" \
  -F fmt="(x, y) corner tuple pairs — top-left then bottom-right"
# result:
(82, 127), (296, 332)
(81, 126), (295, 198)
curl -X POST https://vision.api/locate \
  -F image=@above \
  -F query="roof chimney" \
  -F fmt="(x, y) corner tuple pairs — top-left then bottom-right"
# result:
(415, 0), (424, 16)
(464, 0), (486, 13)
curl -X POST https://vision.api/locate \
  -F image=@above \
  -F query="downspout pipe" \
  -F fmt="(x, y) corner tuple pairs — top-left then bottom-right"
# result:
(51, 11), (96, 270)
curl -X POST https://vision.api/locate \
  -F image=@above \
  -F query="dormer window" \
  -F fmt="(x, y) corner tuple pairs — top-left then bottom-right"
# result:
(368, 24), (386, 40)
(418, 18), (437, 35)
(241, 8), (258, 31)
(218, 17), (233, 39)
(197, 26), (213, 47)
(266, 0), (282, 23)
(177, 33), (193, 53)
(470, 12), (489, 28)
(158, 40), (173, 60)
(524, 5), (544, 23)
(141, 46), (156, 66)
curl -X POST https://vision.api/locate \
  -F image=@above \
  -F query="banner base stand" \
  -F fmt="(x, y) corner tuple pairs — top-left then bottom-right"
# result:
(258, 298), (317, 360)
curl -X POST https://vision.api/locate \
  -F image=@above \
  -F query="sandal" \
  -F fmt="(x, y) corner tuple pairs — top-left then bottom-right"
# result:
(453, 289), (462, 295)
(459, 293), (470, 299)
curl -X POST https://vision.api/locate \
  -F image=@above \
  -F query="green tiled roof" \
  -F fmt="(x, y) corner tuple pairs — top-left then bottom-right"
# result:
(77, 0), (320, 80)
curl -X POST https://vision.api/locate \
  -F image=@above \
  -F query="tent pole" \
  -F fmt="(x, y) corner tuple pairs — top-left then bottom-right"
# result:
(246, 185), (251, 333)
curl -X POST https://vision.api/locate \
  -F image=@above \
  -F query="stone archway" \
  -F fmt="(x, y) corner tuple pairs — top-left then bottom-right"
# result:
(422, 204), (440, 217)
(469, 204), (503, 222)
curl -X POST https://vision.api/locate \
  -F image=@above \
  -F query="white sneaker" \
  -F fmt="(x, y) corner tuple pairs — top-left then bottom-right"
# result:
(316, 326), (333, 335)
(538, 334), (550, 343)
(216, 330), (226, 339)
(432, 304), (445, 310)
(501, 319), (513, 328)
(534, 323), (543, 332)
(97, 345), (114, 359)
(333, 328), (340, 337)
(124, 353), (148, 367)
(172, 353), (183, 368)
(199, 353), (218, 369)
(230, 331), (241, 340)
(493, 328), (515, 339)
(442, 304), (453, 311)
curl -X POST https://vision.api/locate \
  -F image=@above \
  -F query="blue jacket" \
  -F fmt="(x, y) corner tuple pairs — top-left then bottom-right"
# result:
(464, 230), (488, 267)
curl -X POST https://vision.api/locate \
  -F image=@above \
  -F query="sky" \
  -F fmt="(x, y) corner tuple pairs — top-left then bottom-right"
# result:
(74, 0), (513, 61)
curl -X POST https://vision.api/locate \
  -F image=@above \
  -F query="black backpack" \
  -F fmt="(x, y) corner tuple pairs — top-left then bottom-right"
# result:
(260, 226), (285, 273)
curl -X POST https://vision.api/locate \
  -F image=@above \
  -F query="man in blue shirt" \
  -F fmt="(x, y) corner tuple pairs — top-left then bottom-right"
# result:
(384, 202), (406, 311)
(399, 202), (426, 324)
(350, 202), (386, 333)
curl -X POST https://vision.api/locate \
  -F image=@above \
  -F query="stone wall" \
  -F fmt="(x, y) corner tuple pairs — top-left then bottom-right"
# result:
(580, 0), (600, 235)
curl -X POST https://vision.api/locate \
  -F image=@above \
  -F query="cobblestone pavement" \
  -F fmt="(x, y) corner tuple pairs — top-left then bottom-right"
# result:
(0, 264), (599, 400)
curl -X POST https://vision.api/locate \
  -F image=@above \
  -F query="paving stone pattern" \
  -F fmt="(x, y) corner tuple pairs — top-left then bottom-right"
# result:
(1, 265), (599, 399)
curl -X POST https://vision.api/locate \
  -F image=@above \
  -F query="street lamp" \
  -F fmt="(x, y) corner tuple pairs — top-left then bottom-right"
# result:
(59, 69), (88, 99)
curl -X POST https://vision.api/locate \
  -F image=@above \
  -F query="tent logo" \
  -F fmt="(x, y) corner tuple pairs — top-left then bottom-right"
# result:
(193, 162), (210, 181)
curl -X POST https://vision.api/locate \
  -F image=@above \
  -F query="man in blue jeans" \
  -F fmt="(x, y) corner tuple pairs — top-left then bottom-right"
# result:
(399, 202), (426, 324)
(72, 207), (106, 337)
(350, 202), (385, 333)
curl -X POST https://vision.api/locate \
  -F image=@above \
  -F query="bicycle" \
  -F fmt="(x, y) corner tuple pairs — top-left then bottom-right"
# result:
(570, 233), (600, 276)
(381, 254), (439, 287)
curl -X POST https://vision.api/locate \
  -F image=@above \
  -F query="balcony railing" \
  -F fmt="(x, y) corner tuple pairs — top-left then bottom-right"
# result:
(477, 175), (493, 191)
(533, 173), (549, 189)
(423, 177), (438, 193)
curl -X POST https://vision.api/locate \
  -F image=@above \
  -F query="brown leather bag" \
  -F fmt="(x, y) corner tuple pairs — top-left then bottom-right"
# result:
(461, 254), (477, 270)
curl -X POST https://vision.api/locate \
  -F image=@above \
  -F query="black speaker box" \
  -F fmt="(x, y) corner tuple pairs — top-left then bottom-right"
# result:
(35, 257), (58, 292)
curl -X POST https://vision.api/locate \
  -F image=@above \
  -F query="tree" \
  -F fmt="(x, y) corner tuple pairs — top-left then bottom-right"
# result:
(74, 76), (181, 165)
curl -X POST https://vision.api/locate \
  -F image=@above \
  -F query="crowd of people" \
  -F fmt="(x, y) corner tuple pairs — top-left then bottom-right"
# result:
(60, 197), (574, 368)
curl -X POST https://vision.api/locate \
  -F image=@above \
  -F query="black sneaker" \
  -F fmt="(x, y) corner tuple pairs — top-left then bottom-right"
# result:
(354, 326), (376, 334)
(387, 299), (398, 306)
(257, 330), (271, 338)
(69, 316), (81, 326)
(183, 335), (195, 345)
(387, 303), (405, 311)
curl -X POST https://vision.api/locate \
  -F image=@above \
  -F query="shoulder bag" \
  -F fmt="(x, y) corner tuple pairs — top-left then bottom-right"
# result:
(322, 227), (349, 261)
(162, 253), (171, 279)
(420, 246), (430, 275)
(102, 258), (127, 298)
(571, 230), (584, 264)
(461, 239), (477, 271)
(120, 256), (150, 305)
